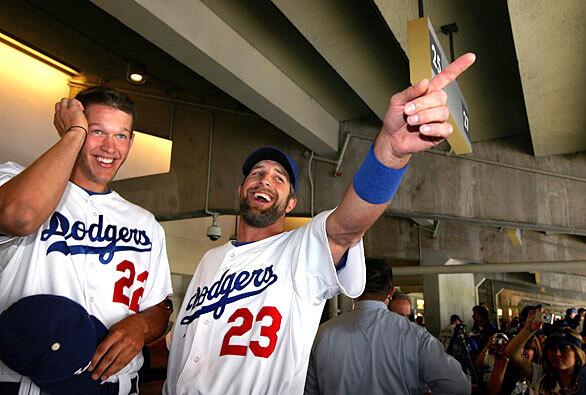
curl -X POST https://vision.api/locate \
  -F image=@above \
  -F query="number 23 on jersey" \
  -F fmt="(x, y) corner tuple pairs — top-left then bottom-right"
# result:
(220, 306), (282, 358)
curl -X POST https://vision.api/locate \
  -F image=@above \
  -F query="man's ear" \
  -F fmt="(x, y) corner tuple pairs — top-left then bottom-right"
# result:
(384, 287), (396, 306)
(129, 132), (135, 149)
(285, 195), (298, 213)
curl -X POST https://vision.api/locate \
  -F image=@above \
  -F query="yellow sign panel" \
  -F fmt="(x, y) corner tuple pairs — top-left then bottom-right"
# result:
(408, 17), (472, 155)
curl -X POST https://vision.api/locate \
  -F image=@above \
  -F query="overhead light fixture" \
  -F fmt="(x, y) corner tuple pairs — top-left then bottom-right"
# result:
(126, 60), (147, 84)
(0, 30), (79, 76)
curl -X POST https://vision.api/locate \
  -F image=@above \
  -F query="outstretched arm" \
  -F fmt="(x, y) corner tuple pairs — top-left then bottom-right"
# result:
(0, 99), (88, 236)
(327, 53), (476, 264)
(504, 309), (542, 381)
(89, 299), (172, 381)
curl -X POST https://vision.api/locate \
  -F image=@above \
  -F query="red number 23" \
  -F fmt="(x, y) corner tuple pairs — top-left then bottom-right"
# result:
(220, 306), (282, 358)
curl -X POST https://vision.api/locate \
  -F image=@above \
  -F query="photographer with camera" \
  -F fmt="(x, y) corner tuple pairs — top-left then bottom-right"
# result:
(505, 308), (586, 394)
(446, 321), (479, 385)
(439, 314), (462, 351)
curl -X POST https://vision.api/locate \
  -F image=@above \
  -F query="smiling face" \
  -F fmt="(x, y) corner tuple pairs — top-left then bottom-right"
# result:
(239, 160), (297, 228)
(70, 104), (134, 192)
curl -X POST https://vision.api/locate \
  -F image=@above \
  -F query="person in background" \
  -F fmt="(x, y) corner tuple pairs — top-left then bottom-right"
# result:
(439, 314), (462, 351)
(505, 308), (586, 394)
(560, 308), (579, 329)
(507, 317), (521, 338)
(389, 291), (412, 318)
(575, 308), (585, 333)
(305, 259), (470, 395)
(471, 305), (498, 358)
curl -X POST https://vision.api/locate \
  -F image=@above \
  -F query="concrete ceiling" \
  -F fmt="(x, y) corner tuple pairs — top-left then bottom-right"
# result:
(1, 0), (581, 156)
(507, 0), (586, 156)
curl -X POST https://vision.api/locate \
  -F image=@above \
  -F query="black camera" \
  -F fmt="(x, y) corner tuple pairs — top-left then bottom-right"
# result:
(453, 323), (468, 337)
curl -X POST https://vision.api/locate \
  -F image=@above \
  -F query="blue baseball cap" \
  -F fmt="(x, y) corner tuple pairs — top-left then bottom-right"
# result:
(0, 294), (108, 394)
(567, 307), (578, 315)
(545, 327), (582, 348)
(242, 147), (299, 191)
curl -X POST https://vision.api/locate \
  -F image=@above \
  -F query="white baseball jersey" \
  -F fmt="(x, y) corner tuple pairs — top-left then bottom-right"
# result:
(164, 210), (366, 395)
(0, 162), (173, 391)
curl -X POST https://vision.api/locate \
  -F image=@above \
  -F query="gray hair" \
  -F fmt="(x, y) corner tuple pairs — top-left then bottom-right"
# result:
(391, 292), (412, 305)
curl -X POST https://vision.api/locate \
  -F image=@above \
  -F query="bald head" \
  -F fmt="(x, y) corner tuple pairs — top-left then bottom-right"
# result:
(389, 293), (412, 317)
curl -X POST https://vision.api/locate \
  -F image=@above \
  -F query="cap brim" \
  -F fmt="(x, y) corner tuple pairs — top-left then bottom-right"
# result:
(546, 337), (582, 349)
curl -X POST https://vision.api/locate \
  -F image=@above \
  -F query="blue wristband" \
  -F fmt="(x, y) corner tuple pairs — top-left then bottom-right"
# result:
(352, 145), (407, 204)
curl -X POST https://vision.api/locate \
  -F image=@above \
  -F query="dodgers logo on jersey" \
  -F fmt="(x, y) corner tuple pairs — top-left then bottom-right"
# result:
(40, 211), (152, 264)
(180, 266), (278, 326)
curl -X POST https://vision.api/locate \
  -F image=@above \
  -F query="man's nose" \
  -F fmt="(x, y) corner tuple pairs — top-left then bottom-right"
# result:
(259, 174), (271, 187)
(101, 136), (116, 153)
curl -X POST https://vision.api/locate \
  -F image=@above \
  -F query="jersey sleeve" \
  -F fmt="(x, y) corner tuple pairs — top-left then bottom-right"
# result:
(0, 162), (24, 187)
(138, 220), (173, 311)
(290, 209), (365, 302)
(0, 162), (26, 247)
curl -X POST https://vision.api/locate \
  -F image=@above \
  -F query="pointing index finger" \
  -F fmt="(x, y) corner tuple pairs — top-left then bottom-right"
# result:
(428, 52), (476, 91)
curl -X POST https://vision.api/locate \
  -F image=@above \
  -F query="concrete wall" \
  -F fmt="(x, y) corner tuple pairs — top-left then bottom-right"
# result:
(363, 216), (586, 266)
(540, 272), (586, 296)
(332, 120), (586, 232)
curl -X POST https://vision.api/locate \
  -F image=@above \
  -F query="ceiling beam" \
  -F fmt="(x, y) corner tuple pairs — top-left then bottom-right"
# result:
(93, 0), (340, 154)
(272, 0), (409, 120)
(394, 260), (586, 275)
(508, 0), (586, 156)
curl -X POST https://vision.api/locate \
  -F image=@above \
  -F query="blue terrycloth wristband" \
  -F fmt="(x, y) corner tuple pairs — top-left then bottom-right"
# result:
(353, 145), (408, 204)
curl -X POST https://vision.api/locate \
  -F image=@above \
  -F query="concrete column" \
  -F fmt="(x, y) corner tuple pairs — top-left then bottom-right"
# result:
(421, 248), (448, 337)
(422, 248), (476, 336)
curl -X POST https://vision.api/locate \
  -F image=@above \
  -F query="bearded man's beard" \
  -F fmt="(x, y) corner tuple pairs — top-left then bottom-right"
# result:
(240, 197), (287, 228)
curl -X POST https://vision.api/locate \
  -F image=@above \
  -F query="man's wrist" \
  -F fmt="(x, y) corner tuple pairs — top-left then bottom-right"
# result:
(353, 144), (408, 204)
(65, 125), (88, 138)
(373, 135), (411, 169)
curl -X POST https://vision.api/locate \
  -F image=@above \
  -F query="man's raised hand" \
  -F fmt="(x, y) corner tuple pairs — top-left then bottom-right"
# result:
(375, 53), (476, 167)
(53, 98), (88, 138)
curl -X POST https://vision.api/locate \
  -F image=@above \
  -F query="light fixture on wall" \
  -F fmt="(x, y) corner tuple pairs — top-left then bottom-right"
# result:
(0, 30), (79, 75)
(126, 60), (147, 84)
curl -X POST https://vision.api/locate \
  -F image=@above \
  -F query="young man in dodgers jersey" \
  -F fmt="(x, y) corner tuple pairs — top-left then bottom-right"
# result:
(165, 53), (476, 394)
(0, 87), (173, 394)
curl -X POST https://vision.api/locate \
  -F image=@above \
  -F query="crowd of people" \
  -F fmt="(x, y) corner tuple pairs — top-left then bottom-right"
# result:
(431, 304), (586, 394)
(306, 265), (586, 394)
(345, 290), (586, 395)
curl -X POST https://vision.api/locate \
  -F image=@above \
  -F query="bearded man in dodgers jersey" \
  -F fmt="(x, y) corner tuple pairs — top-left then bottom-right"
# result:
(164, 53), (476, 395)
